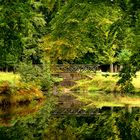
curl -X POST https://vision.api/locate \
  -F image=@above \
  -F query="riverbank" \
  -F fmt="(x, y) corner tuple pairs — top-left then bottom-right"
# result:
(59, 71), (140, 109)
(0, 72), (44, 105)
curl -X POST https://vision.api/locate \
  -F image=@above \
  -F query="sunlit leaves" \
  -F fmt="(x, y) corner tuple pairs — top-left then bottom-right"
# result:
(48, 0), (122, 63)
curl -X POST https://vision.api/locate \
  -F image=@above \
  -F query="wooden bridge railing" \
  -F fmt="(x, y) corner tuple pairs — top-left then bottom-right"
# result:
(51, 106), (140, 117)
(51, 64), (99, 73)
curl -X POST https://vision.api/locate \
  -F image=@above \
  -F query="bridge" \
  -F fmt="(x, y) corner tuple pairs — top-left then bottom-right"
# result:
(51, 64), (99, 73)
(51, 106), (140, 117)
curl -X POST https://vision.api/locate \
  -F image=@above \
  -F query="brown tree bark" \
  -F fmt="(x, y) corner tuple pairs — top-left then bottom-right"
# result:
(110, 63), (114, 73)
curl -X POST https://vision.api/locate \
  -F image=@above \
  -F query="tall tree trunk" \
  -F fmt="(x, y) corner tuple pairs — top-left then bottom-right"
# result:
(110, 63), (113, 73)
(119, 65), (123, 71)
(114, 65), (118, 73)
(6, 66), (8, 72)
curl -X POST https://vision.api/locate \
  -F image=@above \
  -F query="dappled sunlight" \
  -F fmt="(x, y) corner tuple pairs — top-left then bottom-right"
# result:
(132, 71), (140, 89)
(0, 72), (20, 83)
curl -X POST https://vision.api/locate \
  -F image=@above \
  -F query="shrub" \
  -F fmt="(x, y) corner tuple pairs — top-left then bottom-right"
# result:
(17, 62), (51, 91)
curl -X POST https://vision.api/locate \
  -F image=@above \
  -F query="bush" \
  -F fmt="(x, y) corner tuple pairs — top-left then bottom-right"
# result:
(17, 62), (52, 91)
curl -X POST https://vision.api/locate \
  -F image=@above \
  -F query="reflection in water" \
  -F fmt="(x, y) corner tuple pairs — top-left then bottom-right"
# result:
(0, 105), (13, 126)
(0, 98), (140, 140)
(0, 100), (44, 126)
(46, 107), (140, 140)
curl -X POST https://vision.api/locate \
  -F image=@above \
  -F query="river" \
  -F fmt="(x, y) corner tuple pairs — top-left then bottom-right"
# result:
(0, 72), (140, 139)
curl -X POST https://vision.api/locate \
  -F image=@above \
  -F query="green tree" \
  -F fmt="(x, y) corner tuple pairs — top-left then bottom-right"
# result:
(0, 0), (46, 69)
(41, 0), (122, 65)
(116, 0), (140, 93)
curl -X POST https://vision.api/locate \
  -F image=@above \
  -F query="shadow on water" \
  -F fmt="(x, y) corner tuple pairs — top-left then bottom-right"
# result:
(0, 100), (45, 126)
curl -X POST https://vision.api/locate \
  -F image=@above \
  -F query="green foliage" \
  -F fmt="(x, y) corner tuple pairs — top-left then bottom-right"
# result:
(18, 63), (42, 83)
(42, 0), (122, 64)
(113, 1), (140, 93)
(0, 0), (46, 68)
(116, 111), (137, 140)
(0, 0), (140, 96)
(118, 49), (132, 64)
(18, 61), (51, 90)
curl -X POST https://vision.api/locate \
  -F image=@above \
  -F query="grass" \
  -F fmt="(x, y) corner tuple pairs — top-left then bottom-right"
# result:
(71, 71), (140, 93)
(0, 72), (19, 83)
(62, 71), (140, 108)
(70, 72), (119, 93)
